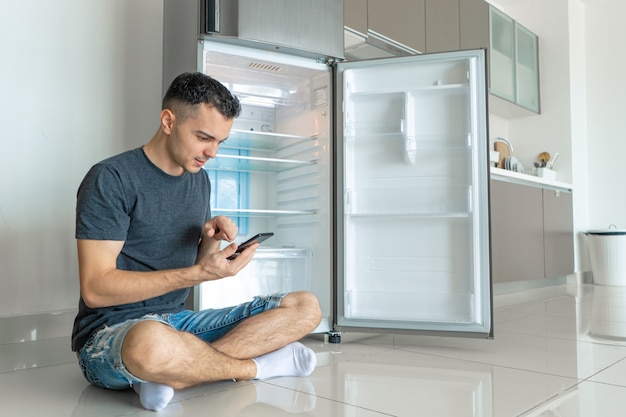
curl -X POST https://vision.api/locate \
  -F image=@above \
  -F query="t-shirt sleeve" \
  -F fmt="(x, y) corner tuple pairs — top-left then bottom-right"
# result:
(75, 164), (130, 241)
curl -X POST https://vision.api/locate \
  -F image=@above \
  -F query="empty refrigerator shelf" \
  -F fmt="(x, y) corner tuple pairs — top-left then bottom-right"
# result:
(227, 129), (315, 150)
(209, 154), (316, 172)
(211, 208), (317, 217)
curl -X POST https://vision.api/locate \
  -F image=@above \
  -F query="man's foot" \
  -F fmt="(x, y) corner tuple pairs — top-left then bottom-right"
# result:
(133, 382), (174, 411)
(252, 342), (317, 380)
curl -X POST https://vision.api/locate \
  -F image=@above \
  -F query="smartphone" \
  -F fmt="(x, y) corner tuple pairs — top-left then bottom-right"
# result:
(226, 232), (274, 260)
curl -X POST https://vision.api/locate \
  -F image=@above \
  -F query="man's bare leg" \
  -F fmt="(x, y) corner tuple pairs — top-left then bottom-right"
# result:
(122, 292), (321, 410)
(211, 292), (321, 359)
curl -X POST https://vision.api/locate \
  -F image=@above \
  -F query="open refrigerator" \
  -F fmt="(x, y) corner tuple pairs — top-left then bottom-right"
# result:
(164, 1), (492, 339)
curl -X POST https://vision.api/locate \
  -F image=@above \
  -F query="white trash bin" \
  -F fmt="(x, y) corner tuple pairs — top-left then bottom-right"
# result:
(585, 228), (626, 286)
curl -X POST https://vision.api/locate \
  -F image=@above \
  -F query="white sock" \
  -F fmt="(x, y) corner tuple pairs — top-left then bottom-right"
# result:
(252, 342), (317, 380)
(133, 382), (175, 411)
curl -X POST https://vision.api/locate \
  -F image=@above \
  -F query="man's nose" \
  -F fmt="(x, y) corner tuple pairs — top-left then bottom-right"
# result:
(204, 143), (219, 159)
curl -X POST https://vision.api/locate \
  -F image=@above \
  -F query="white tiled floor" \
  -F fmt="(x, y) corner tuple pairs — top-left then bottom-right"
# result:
(4, 281), (626, 416)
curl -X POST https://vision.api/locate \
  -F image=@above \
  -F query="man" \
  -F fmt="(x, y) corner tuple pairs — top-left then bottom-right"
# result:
(71, 72), (322, 412)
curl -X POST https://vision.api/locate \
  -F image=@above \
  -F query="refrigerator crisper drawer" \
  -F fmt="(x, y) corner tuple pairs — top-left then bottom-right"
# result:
(198, 248), (312, 310)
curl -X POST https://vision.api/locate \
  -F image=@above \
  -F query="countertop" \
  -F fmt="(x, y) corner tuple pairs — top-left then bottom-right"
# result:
(490, 167), (573, 191)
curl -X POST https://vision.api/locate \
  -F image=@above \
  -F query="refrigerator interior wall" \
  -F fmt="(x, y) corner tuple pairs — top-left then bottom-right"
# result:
(337, 52), (491, 334)
(197, 42), (333, 332)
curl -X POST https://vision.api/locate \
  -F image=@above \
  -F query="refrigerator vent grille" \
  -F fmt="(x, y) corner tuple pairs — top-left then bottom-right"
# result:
(248, 62), (282, 72)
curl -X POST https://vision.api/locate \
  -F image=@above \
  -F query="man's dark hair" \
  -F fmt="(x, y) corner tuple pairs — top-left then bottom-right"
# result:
(162, 72), (241, 121)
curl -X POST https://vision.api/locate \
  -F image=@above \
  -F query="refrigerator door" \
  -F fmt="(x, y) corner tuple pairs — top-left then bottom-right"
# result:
(335, 49), (492, 337)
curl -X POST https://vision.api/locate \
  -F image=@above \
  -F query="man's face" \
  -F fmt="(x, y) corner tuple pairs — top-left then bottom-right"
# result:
(164, 103), (234, 176)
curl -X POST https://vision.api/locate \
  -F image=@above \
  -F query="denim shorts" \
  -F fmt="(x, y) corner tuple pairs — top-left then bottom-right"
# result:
(76, 293), (286, 389)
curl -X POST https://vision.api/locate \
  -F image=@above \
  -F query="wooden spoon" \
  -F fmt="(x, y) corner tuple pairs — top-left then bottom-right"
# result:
(538, 152), (551, 167)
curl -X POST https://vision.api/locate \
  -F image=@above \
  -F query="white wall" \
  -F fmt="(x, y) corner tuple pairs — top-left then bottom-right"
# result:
(584, 0), (626, 231)
(568, 0), (591, 272)
(0, 1), (163, 316)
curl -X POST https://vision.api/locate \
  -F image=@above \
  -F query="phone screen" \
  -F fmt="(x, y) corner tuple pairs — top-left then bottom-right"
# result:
(226, 232), (274, 260)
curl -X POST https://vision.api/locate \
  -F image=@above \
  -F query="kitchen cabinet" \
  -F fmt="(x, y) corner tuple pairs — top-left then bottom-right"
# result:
(460, 0), (490, 51)
(344, 0), (367, 35)
(489, 7), (516, 104)
(490, 181), (544, 283)
(543, 189), (575, 278)
(344, 0), (426, 54)
(489, 6), (540, 114)
(490, 180), (574, 283)
(367, 0), (426, 53)
(514, 23), (540, 112)
(425, 0), (459, 53)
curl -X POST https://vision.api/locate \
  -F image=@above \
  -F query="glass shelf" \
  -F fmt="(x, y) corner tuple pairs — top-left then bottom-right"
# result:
(212, 208), (317, 217)
(207, 154), (315, 173)
(225, 129), (315, 151)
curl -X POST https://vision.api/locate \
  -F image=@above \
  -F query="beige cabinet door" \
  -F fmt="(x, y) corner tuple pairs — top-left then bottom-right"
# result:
(543, 189), (574, 278)
(460, 0), (489, 50)
(425, 0), (460, 52)
(368, 0), (426, 53)
(490, 181), (545, 282)
(344, 0), (367, 35)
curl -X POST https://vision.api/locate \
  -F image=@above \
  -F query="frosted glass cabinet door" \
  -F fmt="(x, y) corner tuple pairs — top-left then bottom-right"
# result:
(489, 6), (515, 103)
(335, 50), (492, 338)
(515, 23), (540, 113)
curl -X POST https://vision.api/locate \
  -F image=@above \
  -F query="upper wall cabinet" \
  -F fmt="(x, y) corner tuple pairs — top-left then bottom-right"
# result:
(344, 0), (367, 35)
(344, 0), (424, 59)
(368, 0), (426, 53)
(489, 6), (540, 114)
(514, 23), (540, 113)
(489, 7), (516, 103)
(424, 0), (459, 53)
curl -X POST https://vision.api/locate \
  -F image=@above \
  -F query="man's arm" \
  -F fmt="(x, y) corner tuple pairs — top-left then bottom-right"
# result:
(77, 239), (201, 308)
(77, 227), (258, 309)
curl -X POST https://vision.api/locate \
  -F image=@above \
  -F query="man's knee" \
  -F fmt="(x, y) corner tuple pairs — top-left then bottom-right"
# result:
(122, 321), (176, 376)
(283, 291), (322, 330)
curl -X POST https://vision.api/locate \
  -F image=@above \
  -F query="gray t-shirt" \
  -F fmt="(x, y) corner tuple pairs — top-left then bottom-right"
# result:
(71, 148), (211, 352)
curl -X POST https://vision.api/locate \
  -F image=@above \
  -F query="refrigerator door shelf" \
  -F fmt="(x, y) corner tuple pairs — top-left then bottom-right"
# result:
(344, 85), (471, 142)
(345, 290), (477, 323)
(345, 186), (472, 217)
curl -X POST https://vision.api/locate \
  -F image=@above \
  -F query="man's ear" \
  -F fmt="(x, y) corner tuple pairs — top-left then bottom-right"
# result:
(160, 109), (175, 135)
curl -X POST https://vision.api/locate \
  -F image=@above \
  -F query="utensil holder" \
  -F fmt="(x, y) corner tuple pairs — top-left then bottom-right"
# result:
(537, 167), (556, 181)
